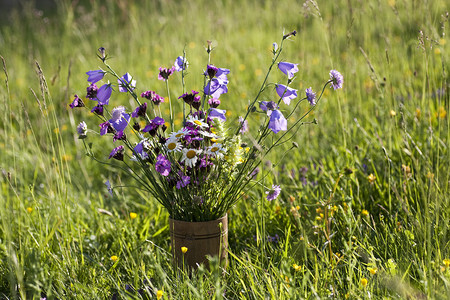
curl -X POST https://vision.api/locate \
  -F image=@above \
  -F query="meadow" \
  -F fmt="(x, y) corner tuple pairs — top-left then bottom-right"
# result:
(0, 0), (449, 298)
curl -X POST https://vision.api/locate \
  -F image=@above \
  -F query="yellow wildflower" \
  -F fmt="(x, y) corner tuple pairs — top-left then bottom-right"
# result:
(156, 290), (164, 300)
(367, 174), (376, 184)
(415, 108), (421, 119)
(444, 259), (450, 268)
(26, 207), (33, 213)
(368, 267), (378, 275)
(181, 246), (188, 254)
(438, 106), (447, 119)
(362, 209), (369, 216)
(110, 255), (118, 262)
(292, 264), (302, 271)
(389, 110), (396, 117)
(130, 212), (137, 219)
(360, 278), (368, 287)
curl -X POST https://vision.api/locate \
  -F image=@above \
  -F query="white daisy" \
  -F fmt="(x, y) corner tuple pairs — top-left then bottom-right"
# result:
(199, 130), (219, 139)
(169, 127), (190, 140)
(165, 138), (183, 152)
(186, 115), (209, 129)
(181, 148), (202, 168)
(206, 143), (224, 158)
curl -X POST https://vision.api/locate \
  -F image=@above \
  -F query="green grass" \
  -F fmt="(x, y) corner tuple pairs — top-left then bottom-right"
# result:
(0, 0), (449, 298)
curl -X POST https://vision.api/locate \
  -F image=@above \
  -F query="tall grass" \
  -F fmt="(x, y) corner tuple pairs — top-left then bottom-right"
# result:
(0, 0), (449, 298)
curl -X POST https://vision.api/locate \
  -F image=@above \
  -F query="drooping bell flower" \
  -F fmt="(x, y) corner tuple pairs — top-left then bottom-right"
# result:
(268, 109), (287, 134)
(109, 106), (130, 133)
(69, 94), (84, 108)
(278, 62), (298, 79)
(118, 73), (136, 92)
(208, 108), (226, 122)
(204, 65), (230, 99)
(275, 84), (298, 105)
(259, 101), (278, 114)
(86, 70), (106, 84)
(96, 83), (113, 106)
(174, 56), (188, 72)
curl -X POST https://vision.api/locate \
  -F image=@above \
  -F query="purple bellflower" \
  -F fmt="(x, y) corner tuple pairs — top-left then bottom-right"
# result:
(208, 108), (227, 122)
(268, 110), (287, 134)
(174, 56), (188, 72)
(86, 70), (106, 84)
(204, 65), (230, 98)
(266, 185), (281, 201)
(118, 73), (136, 92)
(109, 106), (130, 132)
(259, 101), (278, 113)
(278, 62), (298, 79)
(155, 154), (171, 176)
(305, 87), (316, 105)
(275, 84), (298, 105)
(329, 70), (343, 90)
(96, 83), (113, 105)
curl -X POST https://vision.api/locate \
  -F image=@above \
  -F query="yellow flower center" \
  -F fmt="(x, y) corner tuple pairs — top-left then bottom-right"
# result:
(194, 120), (202, 126)
(168, 142), (177, 150)
(175, 133), (184, 137)
(211, 147), (219, 152)
(186, 150), (196, 159)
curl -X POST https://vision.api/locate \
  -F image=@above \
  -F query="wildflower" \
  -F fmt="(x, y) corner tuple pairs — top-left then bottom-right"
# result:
(131, 103), (147, 118)
(272, 42), (278, 53)
(109, 145), (124, 161)
(26, 207), (33, 213)
(96, 83), (113, 105)
(109, 106), (130, 133)
(176, 175), (191, 189)
(368, 267), (378, 275)
(390, 110), (396, 117)
(169, 127), (190, 140)
(143, 117), (165, 134)
(99, 122), (114, 136)
(130, 212), (137, 219)
(118, 73), (136, 92)
(204, 65), (230, 98)
(266, 185), (281, 201)
(181, 246), (188, 254)
(158, 66), (175, 81)
(155, 154), (171, 176)
(69, 94), (85, 108)
(208, 97), (221, 108)
(239, 116), (249, 133)
(259, 101), (278, 113)
(156, 290), (163, 300)
(278, 62), (299, 79)
(110, 255), (118, 262)
(206, 143), (224, 157)
(181, 148), (201, 168)
(361, 209), (369, 216)
(186, 115), (209, 129)
(141, 90), (164, 105)
(305, 87), (316, 105)
(174, 56), (188, 71)
(86, 69), (106, 84)
(275, 84), (298, 105)
(360, 278), (368, 287)
(165, 138), (182, 152)
(367, 173), (376, 184)
(76, 121), (87, 138)
(292, 264), (302, 271)
(208, 108), (227, 122)
(444, 259), (450, 268)
(105, 180), (113, 196)
(438, 106), (447, 119)
(86, 83), (98, 100)
(91, 105), (104, 116)
(268, 110), (287, 134)
(329, 70), (344, 90)
(178, 90), (200, 107)
(415, 108), (421, 119)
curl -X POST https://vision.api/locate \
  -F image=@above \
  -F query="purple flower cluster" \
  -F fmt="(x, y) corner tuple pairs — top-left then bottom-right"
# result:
(204, 65), (230, 99)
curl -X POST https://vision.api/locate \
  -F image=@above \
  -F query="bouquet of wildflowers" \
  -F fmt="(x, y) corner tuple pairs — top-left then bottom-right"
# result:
(71, 31), (343, 222)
